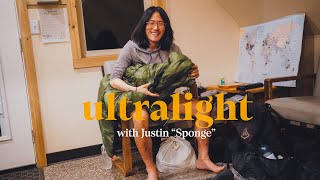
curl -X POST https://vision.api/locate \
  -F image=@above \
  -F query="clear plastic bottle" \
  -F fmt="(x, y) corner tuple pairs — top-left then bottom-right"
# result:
(101, 145), (112, 170)
(259, 144), (276, 159)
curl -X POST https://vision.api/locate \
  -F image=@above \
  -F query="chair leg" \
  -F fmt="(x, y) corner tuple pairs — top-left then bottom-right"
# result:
(122, 120), (133, 176)
(112, 120), (133, 176)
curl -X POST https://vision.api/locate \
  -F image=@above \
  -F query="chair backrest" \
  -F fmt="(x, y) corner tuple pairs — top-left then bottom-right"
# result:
(314, 61), (320, 97)
(102, 60), (116, 76)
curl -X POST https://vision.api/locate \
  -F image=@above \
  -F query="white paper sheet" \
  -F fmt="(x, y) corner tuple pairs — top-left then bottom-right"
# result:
(39, 8), (69, 43)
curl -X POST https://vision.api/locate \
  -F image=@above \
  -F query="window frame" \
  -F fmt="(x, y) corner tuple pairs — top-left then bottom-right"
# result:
(66, 0), (165, 69)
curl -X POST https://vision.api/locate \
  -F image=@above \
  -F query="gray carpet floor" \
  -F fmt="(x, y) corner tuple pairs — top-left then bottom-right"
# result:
(44, 151), (233, 180)
(0, 168), (44, 180)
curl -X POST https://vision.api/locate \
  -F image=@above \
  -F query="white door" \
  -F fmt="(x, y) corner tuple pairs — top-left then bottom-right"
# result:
(0, 0), (36, 170)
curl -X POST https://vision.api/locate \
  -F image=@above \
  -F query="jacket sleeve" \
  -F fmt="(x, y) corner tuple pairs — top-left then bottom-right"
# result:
(110, 42), (133, 80)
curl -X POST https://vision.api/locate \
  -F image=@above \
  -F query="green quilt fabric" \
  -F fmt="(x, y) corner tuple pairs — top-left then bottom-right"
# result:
(97, 52), (196, 156)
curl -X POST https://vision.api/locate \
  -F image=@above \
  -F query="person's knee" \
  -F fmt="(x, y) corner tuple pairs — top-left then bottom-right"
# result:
(132, 109), (149, 129)
(132, 109), (149, 120)
(191, 100), (210, 116)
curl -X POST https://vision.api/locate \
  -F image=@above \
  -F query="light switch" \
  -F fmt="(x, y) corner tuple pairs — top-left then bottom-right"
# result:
(30, 20), (40, 35)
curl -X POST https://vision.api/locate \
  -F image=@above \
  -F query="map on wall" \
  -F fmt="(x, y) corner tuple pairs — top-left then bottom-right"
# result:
(235, 13), (305, 87)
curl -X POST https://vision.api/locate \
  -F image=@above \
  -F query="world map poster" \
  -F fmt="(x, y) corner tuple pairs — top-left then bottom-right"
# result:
(235, 13), (305, 87)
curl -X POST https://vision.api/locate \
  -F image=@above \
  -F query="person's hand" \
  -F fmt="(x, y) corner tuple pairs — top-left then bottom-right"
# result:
(189, 64), (199, 79)
(137, 83), (159, 97)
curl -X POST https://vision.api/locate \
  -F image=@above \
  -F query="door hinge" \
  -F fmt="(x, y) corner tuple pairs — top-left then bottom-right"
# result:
(31, 130), (35, 143)
(19, 38), (23, 53)
(0, 107), (3, 118)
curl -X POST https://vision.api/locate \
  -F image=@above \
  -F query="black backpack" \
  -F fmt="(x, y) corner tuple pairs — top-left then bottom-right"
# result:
(223, 101), (297, 180)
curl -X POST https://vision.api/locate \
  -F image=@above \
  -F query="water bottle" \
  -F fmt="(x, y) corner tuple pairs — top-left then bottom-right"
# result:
(259, 144), (276, 159)
(101, 145), (112, 170)
(220, 77), (225, 85)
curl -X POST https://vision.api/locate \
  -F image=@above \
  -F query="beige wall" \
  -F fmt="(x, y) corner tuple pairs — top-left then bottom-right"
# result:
(165, 0), (240, 86)
(28, 9), (103, 153)
(28, 1), (239, 153)
(302, 35), (320, 74)
(217, 0), (320, 36)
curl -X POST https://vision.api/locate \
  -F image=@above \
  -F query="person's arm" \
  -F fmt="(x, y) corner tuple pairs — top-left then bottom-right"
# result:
(110, 78), (136, 92)
(189, 64), (199, 79)
(110, 42), (158, 97)
(110, 79), (159, 97)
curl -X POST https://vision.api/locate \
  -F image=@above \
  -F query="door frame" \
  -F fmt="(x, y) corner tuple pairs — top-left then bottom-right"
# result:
(15, 0), (46, 168)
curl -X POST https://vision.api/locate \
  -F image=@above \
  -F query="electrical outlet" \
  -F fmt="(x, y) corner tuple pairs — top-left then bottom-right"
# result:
(29, 20), (40, 35)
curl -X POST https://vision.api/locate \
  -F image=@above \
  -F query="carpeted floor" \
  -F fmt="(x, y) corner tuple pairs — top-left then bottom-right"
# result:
(44, 151), (236, 180)
(0, 167), (44, 180)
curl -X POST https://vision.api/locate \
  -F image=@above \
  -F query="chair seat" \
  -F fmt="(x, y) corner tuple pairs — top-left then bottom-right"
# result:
(266, 96), (320, 125)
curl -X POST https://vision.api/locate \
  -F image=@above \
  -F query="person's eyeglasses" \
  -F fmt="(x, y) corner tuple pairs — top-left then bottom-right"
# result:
(146, 21), (166, 28)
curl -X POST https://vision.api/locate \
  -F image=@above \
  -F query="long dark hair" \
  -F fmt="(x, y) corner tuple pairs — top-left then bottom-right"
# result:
(131, 6), (174, 51)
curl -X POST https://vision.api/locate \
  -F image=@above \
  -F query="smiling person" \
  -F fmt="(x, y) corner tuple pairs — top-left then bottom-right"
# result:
(110, 6), (225, 180)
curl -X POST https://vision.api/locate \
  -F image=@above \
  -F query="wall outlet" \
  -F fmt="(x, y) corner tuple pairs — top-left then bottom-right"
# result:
(29, 20), (40, 35)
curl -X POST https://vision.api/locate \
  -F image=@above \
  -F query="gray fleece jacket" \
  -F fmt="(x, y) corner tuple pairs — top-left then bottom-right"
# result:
(110, 40), (182, 80)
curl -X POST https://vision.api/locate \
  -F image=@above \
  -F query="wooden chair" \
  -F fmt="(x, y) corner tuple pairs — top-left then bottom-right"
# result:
(264, 62), (320, 127)
(102, 61), (198, 176)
